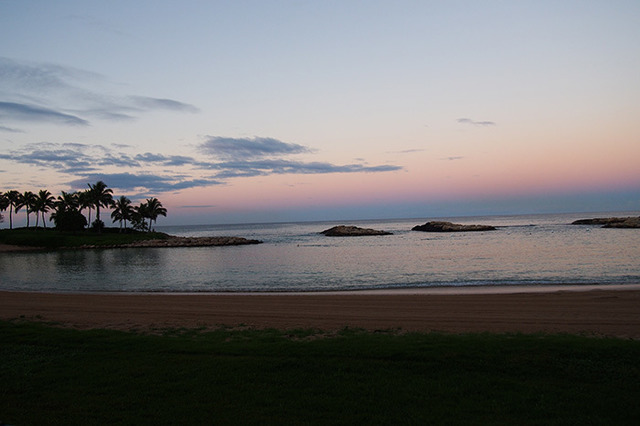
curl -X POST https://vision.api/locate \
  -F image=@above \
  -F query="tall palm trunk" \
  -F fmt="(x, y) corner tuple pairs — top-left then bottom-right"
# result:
(96, 205), (101, 233)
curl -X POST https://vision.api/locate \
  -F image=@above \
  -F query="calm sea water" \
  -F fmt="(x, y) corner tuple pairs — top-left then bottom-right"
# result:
(1, 212), (639, 292)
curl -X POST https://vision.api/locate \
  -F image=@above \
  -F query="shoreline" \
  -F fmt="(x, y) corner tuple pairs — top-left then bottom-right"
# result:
(2, 284), (639, 338)
(6, 282), (638, 296)
(0, 236), (262, 252)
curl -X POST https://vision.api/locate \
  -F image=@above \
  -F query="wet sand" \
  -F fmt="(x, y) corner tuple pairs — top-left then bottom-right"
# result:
(2, 286), (640, 338)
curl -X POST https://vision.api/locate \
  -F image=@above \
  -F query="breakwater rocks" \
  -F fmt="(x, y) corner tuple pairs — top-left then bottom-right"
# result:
(572, 217), (640, 228)
(75, 236), (263, 250)
(320, 225), (393, 236)
(412, 221), (496, 232)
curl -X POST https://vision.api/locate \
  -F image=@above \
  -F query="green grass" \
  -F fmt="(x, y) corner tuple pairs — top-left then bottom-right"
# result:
(0, 227), (169, 248)
(2, 321), (640, 425)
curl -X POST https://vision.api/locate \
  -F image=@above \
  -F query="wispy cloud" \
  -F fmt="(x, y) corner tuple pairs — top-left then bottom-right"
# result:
(457, 117), (496, 126)
(202, 159), (402, 179)
(130, 96), (200, 113)
(442, 156), (464, 161)
(134, 152), (196, 166)
(0, 57), (198, 130)
(0, 101), (89, 126)
(68, 173), (224, 195)
(0, 137), (402, 195)
(387, 148), (426, 154)
(0, 56), (97, 93)
(199, 136), (312, 160)
(0, 142), (101, 173)
(0, 125), (24, 133)
(196, 136), (401, 177)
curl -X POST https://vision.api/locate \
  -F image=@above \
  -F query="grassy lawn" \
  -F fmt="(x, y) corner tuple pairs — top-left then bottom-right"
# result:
(2, 321), (640, 425)
(0, 227), (169, 249)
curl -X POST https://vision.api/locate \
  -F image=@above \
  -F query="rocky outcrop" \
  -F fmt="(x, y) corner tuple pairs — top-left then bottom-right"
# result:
(320, 225), (392, 237)
(74, 236), (263, 250)
(605, 217), (640, 228)
(572, 217), (640, 228)
(412, 221), (496, 232)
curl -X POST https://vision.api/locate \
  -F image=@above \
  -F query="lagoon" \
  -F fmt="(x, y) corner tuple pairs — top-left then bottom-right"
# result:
(1, 212), (639, 292)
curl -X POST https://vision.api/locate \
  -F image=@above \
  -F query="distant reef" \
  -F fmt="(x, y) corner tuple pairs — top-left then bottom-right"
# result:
(320, 225), (393, 237)
(412, 221), (496, 233)
(572, 217), (640, 229)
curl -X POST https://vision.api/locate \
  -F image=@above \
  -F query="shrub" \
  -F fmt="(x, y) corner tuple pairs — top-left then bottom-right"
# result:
(52, 210), (87, 232)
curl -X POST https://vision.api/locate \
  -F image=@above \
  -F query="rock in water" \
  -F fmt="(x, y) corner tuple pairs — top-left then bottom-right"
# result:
(320, 225), (392, 236)
(603, 217), (640, 228)
(572, 217), (640, 228)
(412, 221), (496, 232)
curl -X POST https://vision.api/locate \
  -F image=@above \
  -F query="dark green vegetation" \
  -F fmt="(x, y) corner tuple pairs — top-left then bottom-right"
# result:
(2, 321), (640, 425)
(0, 227), (169, 249)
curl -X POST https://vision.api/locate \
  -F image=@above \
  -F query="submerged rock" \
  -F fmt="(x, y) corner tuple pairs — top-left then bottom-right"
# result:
(123, 236), (263, 247)
(412, 221), (496, 232)
(572, 217), (640, 228)
(320, 225), (392, 237)
(73, 236), (263, 250)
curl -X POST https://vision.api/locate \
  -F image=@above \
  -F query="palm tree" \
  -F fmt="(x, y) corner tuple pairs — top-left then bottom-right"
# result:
(51, 191), (86, 231)
(35, 189), (56, 228)
(16, 191), (38, 228)
(77, 190), (93, 227)
(132, 202), (150, 231)
(0, 192), (8, 224)
(144, 197), (167, 231)
(4, 190), (20, 229)
(55, 191), (80, 213)
(111, 196), (134, 232)
(87, 181), (114, 232)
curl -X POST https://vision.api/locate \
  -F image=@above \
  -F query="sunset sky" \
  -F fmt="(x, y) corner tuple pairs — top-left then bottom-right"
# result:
(1, 1), (639, 226)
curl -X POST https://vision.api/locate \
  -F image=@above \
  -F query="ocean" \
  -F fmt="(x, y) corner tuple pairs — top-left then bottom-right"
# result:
(1, 212), (639, 293)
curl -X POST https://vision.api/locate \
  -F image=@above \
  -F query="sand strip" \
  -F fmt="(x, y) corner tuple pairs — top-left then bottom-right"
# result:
(2, 287), (640, 338)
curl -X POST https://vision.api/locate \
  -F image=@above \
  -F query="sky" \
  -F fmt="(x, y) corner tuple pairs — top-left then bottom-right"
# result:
(1, 0), (639, 226)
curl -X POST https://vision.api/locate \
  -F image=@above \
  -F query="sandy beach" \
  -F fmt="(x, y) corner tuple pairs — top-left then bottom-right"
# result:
(2, 285), (640, 338)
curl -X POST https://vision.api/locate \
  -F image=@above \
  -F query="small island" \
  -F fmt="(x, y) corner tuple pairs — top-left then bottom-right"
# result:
(571, 216), (640, 228)
(0, 181), (263, 251)
(320, 225), (392, 237)
(412, 221), (496, 232)
(0, 229), (262, 252)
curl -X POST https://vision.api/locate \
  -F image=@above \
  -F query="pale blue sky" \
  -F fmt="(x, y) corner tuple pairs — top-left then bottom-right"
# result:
(1, 1), (639, 225)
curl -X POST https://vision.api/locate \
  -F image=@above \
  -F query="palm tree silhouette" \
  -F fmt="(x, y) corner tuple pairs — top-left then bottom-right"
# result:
(87, 181), (114, 232)
(3, 183), (168, 233)
(16, 191), (38, 228)
(55, 191), (80, 212)
(35, 190), (56, 228)
(77, 190), (93, 227)
(50, 191), (86, 231)
(133, 202), (150, 231)
(0, 192), (9, 224)
(144, 198), (167, 231)
(4, 190), (20, 229)
(111, 196), (134, 232)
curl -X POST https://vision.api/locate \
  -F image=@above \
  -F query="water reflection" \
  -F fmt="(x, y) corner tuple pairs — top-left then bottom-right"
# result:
(2, 214), (639, 292)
